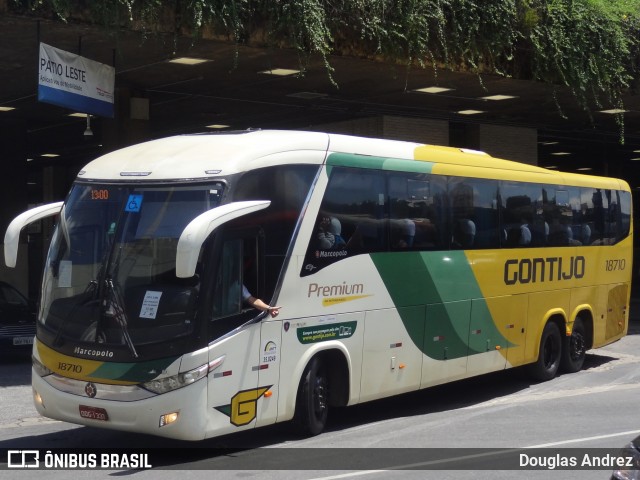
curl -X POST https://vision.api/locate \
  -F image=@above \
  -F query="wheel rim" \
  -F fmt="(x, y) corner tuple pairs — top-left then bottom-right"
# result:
(569, 330), (585, 361)
(313, 374), (328, 419)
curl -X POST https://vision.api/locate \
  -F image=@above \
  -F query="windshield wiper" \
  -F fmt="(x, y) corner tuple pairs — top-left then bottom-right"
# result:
(105, 276), (139, 358)
(52, 280), (100, 347)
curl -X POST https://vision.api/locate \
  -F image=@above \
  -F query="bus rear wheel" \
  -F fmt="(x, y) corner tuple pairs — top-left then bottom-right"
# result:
(527, 321), (562, 381)
(294, 356), (329, 436)
(561, 317), (587, 373)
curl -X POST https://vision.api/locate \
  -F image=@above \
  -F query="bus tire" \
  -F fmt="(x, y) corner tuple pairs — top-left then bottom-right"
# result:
(294, 356), (328, 436)
(527, 321), (562, 381)
(560, 317), (586, 373)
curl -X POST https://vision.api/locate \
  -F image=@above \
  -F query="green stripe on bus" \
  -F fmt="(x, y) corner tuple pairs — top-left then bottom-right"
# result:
(370, 251), (513, 360)
(327, 153), (434, 173)
(92, 356), (180, 383)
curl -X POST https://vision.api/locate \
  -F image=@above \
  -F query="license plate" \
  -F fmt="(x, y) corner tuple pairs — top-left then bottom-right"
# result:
(79, 405), (109, 421)
(12, 336), (34, 346)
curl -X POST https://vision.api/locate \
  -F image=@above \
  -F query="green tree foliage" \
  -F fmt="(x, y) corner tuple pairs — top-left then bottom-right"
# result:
(525, 0), (640, 126)
(11, 0), (640, 118)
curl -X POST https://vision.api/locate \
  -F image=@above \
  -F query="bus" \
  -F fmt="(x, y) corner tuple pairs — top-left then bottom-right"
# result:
(4, 130), (632, 441)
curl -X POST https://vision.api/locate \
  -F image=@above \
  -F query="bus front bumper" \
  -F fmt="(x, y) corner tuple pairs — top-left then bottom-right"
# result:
(32, 369), (209, 441)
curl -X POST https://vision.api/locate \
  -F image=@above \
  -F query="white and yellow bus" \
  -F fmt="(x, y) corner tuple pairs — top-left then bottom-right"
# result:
(4, 130), (632, 440)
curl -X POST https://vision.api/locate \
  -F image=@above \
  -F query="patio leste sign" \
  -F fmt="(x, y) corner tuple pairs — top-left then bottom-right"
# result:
(38, 42), (115, 118)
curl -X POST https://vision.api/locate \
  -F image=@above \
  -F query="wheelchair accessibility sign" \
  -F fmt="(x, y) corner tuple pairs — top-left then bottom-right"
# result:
(125, 194), (143, 212)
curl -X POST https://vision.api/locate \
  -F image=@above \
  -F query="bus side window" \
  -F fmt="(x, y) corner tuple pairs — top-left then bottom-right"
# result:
(603, 190), (619, 244)
(301, 167), (386, 275)
(546, 186), (588, 247)
(208, 235), (267, 340)
(212, 239), (243, 319)
(450, 181), (475, 249)
(449, 178), (499, 250)
(388, 174), (437, 251)
(583, 188), (631, 246)
(617, 190), (632, 243)
(501, 182), (546, 248)
(581, 187), (607, 245)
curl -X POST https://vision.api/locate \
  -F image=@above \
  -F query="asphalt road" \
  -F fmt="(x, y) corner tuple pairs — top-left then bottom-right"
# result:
(2, 323), (640, 480)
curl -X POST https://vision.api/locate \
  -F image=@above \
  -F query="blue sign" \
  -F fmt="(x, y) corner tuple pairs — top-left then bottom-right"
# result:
(38, 43), (115, 118)
(125, 194), (143, 212)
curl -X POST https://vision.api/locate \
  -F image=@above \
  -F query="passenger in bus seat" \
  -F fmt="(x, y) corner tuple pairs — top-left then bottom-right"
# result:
(317, 216), (346, 250)
(548, 216), (573, 246)
(452, 218), (476, 249)
(530, 218), (549, 246)
(392, 218), (416, 249)
(581, 223), (592, 245)
(518, 218), (532, 246)
(400, 218), (415, 247)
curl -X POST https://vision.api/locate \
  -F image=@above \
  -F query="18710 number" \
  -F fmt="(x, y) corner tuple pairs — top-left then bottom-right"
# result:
(605, 259), (626, 271)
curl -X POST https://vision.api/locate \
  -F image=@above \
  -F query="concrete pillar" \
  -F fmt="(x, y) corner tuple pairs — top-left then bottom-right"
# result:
(101, 87), (150, 151)
(450, 122), (538, 165)
(309, 115), (449, 146)
(382, 116), (449, 145)
(310, 117), (383, 137)
(478, 124), (538, 165)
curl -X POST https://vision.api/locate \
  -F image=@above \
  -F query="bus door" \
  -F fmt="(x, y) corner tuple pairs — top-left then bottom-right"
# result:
(206, 236), (264, 435)
(256, 319), (281, 427)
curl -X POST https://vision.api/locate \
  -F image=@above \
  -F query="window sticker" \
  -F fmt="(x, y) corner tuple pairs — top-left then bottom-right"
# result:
(140, 290), (162, 319)
(125, 194), (143, 212)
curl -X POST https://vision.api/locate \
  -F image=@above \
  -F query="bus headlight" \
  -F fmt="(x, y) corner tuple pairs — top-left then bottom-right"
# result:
(141, 364), (208, 394)
(34, 389), (45, 408)
(32, 356), (53, 377)
(159, 411), (179, 427)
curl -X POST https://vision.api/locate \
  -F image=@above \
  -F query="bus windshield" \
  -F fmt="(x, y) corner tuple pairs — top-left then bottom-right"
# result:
(39, 182), (224, 357)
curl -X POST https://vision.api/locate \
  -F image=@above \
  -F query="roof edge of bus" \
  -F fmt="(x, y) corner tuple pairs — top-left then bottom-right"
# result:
(77, 130), (331, 181)
(325, 132), (558, 176)
(326, 133), (423, 159)
(75, 130), (628, 188)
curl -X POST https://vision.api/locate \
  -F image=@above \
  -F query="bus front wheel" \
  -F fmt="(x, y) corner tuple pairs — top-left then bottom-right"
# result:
(294, 356), (328, 436)
(527, 321), (562, 381)
(560, 317), (587, 373)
